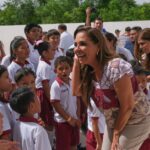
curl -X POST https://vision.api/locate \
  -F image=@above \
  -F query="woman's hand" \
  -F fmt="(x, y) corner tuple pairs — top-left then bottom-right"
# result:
(111, 133), (122, 150)
(72, 54), (82, 96)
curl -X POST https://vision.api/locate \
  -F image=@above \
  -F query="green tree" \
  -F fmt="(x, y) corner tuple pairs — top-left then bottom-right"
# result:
(0, 0), (40, 24)
(0, 0), (149, 25)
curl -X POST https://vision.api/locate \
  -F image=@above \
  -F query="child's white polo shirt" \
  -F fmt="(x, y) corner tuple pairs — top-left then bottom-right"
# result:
(0, 101), (11, 135)
(36, 59), (55, 89)
(8, 60), (35, 84)
(87, 98), (106, 134)
(50, 77), (78, 123)
(13, 116), (51, 150)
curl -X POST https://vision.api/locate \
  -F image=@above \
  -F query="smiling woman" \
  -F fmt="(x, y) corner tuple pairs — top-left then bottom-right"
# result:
(72, 26), (150, 150)
(134, 28), (150, 70)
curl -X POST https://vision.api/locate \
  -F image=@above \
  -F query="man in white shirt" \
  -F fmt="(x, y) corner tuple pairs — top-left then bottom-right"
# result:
(58, 24), (74, 55)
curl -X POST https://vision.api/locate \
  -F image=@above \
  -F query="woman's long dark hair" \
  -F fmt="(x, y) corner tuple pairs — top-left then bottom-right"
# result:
(136, 28), (150, 70)
(74, 27), (115, 106)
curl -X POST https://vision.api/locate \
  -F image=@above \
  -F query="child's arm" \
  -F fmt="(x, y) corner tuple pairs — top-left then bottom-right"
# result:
(52, 102), (77, 127)
(0, 133), (11, 140)
(42, 81), (50, 99)
(0, 107), (11, 140)
(92, 118), (102, 150)
(0, 140), (20, 150)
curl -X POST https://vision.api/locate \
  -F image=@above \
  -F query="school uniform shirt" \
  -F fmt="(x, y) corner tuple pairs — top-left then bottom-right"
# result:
(13, 116), (52, 150)
(1, 55), (11, 67)
(27, 41), (40, 71)
(36, 59), (55, 89)
(7, 104), (39, 128)
(8, 60), (35, 84)
(0, 99), (11, 136)
(87, 98), (106, 134)
(50, 77), (78, 123)
(50, 48), (63, 70)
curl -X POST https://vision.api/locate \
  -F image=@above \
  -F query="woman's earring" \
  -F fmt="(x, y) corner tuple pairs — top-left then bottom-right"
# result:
(97, 50), (100, 56)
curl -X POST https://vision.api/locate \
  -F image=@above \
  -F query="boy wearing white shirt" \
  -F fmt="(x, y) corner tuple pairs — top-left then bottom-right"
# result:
(50, 56), (80, 150)
(10, 87), (51, 150)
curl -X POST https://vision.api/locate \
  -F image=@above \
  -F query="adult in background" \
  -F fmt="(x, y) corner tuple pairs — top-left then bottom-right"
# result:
(72, 26), (150, 150)
(134, 27), (150, 150)
(58, 24), (74, 55)
(117, 26), (131, 48)
(105, 32), (134, 62)
(134, 28), (150, 71)
(125, 26), (142, 56)
(85, 7), (106, 33)
(24, 23), (40, 70)
(114, 29), (120, 39)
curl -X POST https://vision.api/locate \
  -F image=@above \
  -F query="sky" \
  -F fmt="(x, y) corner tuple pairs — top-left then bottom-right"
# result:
(136, 0), (150, 4)
(0, 0), (150, 6)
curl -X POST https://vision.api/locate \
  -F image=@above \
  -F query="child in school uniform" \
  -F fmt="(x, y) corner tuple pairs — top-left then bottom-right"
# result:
(8, 36), (35, 85)
(24, 23), (40, 71)
(10, 87), (52, 150)
(35, 41), (55, 145)
(46, 29), (64, 69)
(86, 98), (106, 150)
(50, 56), (81, 150)
(14, 68), (36, 93)
(133, 64), (149, 96)
(0, 65), (12, 140)
(1, 39), (16, 68)
(8, 68), (38, 125)
(0, 112), (19, 150)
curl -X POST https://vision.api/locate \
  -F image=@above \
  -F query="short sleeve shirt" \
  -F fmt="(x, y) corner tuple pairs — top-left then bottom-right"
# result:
(50, 78), (78, 122)
(87, 98), (106, 133)
(36, 60), (55, 89)
(8, 61), (35, 84)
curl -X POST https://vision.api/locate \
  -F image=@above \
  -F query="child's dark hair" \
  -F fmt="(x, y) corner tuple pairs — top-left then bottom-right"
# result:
(34, 41), (50, 56)
(15, 68), (36, 83)
(10, 87), (35, 115)
(131, 60), (146, 75)
(47, 29), (60, 39)
(24, 23), (39, 34)
(11, 36), (25, 51)
(0, 65), (7, 77)
(66, 48), (74, 66)
(9, 40), (16, 62)
(133, 65), (146, 75)
(105, 32), (117, 43)
(54, 56), (72, 69)
(58, 24), (67, 31)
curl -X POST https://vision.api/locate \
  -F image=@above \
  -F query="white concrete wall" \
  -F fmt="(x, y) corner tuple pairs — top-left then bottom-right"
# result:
(0, 20), (150, 55)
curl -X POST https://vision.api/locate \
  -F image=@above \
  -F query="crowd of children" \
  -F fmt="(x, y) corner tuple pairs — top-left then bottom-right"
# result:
(0, 16), (149, 150)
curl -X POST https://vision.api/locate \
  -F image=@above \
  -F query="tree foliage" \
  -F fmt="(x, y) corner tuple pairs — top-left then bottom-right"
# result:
(0, 0), (149, 25)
